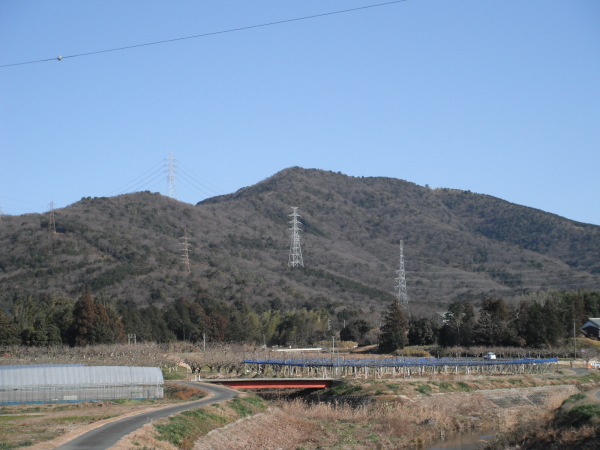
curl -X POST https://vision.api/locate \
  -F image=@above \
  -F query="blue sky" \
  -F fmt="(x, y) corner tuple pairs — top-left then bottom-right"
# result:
(1, 0), (599, 225)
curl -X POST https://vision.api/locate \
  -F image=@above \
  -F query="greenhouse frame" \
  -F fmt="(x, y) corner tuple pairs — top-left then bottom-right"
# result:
(0, 365), (164, 405)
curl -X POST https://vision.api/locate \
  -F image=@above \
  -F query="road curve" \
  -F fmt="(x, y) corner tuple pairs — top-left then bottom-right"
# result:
(56, 382), (238, 450)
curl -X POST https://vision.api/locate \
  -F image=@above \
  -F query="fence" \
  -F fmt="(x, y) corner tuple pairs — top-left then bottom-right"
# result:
(242, 357), (558, 378)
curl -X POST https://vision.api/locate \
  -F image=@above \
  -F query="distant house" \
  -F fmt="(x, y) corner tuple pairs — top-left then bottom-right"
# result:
(581, 318), (600, 338)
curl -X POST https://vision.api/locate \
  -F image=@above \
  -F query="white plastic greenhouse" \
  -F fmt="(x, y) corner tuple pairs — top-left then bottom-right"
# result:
(0, 365), (164, 405)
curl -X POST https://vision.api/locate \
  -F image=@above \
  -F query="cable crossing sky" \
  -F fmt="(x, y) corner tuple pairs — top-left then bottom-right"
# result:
(0, 0), (408, 69)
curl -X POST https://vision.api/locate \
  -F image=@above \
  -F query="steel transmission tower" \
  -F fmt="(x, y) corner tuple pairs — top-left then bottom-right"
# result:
(165, 151), (177, 199)
(395, 241), (408, 305)
(48, 201), (56, 234)
(288, 207), (304, 268)
(181, 229), (190, 273)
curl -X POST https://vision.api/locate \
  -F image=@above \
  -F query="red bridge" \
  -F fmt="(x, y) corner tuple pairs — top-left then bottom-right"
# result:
(200, 378), (335, 389)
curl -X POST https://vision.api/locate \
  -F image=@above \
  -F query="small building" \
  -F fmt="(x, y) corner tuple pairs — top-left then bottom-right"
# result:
(0, 364), (163, 405)
(581, 318), (600, 338)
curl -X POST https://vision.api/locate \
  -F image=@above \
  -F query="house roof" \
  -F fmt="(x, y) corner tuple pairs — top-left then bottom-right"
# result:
(582, 318), (600, 329)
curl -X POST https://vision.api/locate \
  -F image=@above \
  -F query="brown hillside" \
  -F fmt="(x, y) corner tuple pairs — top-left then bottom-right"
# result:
(0, 167), (598, 315)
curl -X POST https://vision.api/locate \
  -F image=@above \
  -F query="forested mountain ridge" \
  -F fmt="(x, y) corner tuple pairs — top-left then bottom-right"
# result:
(0, 167), (598, 320)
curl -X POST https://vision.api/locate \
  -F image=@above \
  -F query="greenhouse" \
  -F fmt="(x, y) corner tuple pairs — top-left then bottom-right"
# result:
(0, 364), (164, 405)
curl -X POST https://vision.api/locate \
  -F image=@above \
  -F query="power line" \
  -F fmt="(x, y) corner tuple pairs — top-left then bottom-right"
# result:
(177, 167), (224, 196)
(177, 172), (215, 197)
(0, 195), (47, 208)
(178, 177), (210, 199)
(108, 161), (165, 195)
(128, 172), (168, 194)
(145, 177), (166, 192)
(0, 0), (408, 69)
(117, 168), (165, 195)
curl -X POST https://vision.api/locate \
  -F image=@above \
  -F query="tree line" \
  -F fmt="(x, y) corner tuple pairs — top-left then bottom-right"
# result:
(0, 287), (338, 347)
(1, 288), (597, 350)
(405, 290), (600, 350)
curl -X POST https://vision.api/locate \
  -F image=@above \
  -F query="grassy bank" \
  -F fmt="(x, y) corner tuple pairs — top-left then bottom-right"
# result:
(188, 387), (571, 449)
(485, 390), (600, 449)
(321, 370), (600, 398)
(114, 394), (267, 450)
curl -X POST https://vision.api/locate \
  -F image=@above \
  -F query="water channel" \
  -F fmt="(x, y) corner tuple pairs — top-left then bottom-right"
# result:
(426, 429), (497, 450)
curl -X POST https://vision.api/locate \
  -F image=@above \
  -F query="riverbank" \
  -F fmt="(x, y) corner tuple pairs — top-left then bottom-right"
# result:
(484, 387), (600, 449)
(185, 384), (577, 449)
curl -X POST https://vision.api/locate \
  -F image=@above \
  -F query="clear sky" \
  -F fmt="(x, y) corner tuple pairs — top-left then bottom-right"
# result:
(1, 0), (599, 225)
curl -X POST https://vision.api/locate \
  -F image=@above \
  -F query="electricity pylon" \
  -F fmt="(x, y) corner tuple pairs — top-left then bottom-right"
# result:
(181, 229), (190, 273)
(165, 151), (177, 199)
(395, 240), (408, 305)
(48, 201), (56, 234)
(288, 207), (304, 268)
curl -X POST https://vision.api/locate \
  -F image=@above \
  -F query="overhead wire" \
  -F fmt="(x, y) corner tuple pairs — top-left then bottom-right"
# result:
(0, 0), (409, 69)
(145, 177), (167, 192)
(0, 196), (47, 208)
(178, 177), (215, 200)
(117, 170), (165, 195)
(108, 161), (165, 196)
(177, 167), (224, 196)
(177, 171), (213, 197)
(130, 173), (166, 193)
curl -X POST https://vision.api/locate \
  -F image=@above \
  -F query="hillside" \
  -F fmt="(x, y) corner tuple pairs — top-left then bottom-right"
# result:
(1, 167), (599, 319)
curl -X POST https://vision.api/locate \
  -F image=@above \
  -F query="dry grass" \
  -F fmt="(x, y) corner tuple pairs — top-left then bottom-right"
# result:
(193, 409), (318, 450)
(485, 388), (600, 449)
(189, 393), (502, 449)
(190, 388), (576, 450)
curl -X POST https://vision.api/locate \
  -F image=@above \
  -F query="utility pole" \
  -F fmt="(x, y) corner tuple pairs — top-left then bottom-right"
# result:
(332, 336), (335, 365)
(48, 201), (56, 234)
(181, 229), (190, 273)
(203, 333), (206, 352)
(395, 240), (408, 306)
(573, 319), (577, 360)
(165, 151), (177, 199)
(288, 207), (304, 267)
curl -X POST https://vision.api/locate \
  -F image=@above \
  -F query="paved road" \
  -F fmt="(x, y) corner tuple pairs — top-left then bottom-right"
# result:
(56, 382), (238, 450)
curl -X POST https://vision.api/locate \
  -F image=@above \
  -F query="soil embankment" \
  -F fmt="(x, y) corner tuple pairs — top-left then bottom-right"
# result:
(187, 384), (578, 449)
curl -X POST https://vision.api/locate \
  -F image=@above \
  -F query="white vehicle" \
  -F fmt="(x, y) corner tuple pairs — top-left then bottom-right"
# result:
(484, 352), (497, 360)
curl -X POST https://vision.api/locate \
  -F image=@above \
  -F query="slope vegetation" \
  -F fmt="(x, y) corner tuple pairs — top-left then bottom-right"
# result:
(0, 167), (598, 315)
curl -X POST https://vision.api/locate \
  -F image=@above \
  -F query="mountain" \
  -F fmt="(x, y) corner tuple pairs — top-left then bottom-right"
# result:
(1, 167), (599, 317)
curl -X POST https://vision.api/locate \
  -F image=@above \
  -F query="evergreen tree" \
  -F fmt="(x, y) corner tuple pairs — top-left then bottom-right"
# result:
(408, 318), (439, 346)
(92, 301), (114, 344)
(378, 299), (408, 353)
(341, 319), (373, 342)
(0, 311), (21, 345)
(70, 292), (96, 346)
